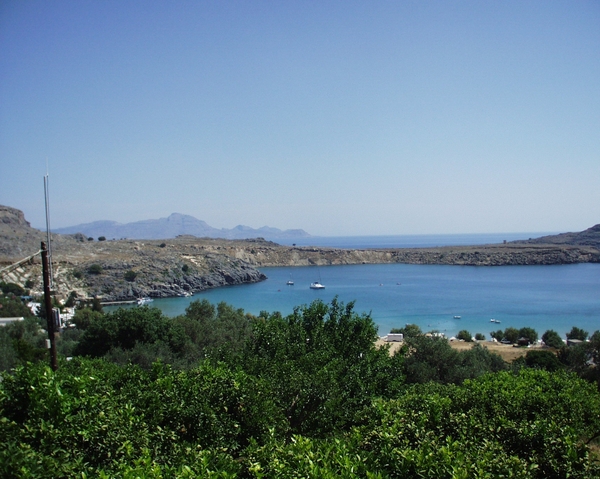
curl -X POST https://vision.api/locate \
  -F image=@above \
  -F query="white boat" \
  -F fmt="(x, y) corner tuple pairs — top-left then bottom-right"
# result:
(310, 282), (325, 289)
(137, 297), (153, 305)
(490, 318), (500, 323)
(286, 274), (294, 285)
(454, 315), (461, 319)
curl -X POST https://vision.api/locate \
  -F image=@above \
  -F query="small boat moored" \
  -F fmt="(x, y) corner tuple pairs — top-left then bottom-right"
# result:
(454, 315), (461, 319)
(310, 282), (325, 289)
(137, 297), (153, 306)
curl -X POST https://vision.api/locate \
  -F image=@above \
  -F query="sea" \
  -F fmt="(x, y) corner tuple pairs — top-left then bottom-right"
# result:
(105, 233), (600, 340)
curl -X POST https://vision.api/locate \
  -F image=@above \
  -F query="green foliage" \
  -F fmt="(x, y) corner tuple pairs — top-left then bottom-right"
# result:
(0, 295), (33, 318)
(24, 278), (35, 289)
(0, 317), (47, 370)
(64, 290), (78, 308)
(490, 329), (503, 341)
(567, 326), (589, 341)
(503, 327), (520, 344)
(523, 350), (563, 372)
(390, 323), (422, 337)
(475, 333), (485, 341)
(247, 370), (600, 478)
(1, 281), (25, 296)
(542, 329), (564, 348)
(518, 327), (538, 344)
(74, 306), (171, 358)
(87, 264), (103, 275)
(69, 300), (252, 369)
(236, 298), (404, 436)
(456, 329), (472, 342)
(0, 358), (277, 477)
(2, 330), (600, 476)
(354, 369), (600, 478)
(182, 263), (190, 273)
(72, 307), (104, 330)
(98, 236), (106, 241)
(92, 297), (103, 312)
(402, 337), (506, 385)
(558, 343), (591, 375)
(124, 270), (137, 282)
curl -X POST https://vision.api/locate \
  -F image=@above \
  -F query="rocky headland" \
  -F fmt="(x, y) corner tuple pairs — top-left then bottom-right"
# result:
(1, 205), (599, 302)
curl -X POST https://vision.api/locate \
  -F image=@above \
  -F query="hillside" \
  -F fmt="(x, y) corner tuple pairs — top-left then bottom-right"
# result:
(513, 224), (600, 249)
(1, 205), (599, 302)
(53, 212), (310, 241)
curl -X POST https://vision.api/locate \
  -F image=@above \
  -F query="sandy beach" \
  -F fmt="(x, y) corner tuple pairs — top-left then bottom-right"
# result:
(376, 338), (542, 362)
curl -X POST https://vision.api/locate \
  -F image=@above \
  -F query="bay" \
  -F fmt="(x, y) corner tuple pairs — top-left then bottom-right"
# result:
(108, 262), (600, 340)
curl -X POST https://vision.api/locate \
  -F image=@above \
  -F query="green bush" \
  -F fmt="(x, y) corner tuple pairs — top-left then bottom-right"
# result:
(390, 323), (422, 337)
(542, 329), (564, 348)
(523, 349), (563, 372)
(456, 329), (472, 342)
(1, 333), (600, 477)
(235, 298), (404, 436)
(0, 295), (33, 318)
(567, 326), (589, 341)
(0, 282), (25, 296)
(124, 270), (137, 282)
(87, 264), (103, 275)
(503, 327), (520, 344)
(518, 327), (538, 344)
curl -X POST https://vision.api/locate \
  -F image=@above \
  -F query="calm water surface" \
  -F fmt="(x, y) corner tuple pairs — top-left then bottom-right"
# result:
(108, 262), (600, 339)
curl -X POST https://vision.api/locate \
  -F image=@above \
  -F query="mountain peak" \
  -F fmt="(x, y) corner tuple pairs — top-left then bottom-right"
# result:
(53, 212), (310, 241)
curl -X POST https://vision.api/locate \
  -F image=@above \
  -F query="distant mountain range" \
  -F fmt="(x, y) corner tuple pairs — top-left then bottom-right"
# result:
(53, 213), (311, 241)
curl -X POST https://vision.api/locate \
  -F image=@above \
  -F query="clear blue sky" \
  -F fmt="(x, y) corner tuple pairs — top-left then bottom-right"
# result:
(1, 1), (599, 236)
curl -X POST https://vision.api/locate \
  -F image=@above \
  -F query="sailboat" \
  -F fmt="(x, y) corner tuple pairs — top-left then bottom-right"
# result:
(310, 268), (325, 289)
(286, 273), (294, 285)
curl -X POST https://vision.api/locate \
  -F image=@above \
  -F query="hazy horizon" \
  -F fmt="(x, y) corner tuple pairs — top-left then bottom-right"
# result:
(2, 1), (599, 236)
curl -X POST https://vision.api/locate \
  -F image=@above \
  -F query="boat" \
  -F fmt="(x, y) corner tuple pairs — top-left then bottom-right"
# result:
(137, 297), (153, 305)
(454, 315), (461, 319)
(310, 282), (325, 289)
(286, 274), (294, 286)
(490, 318), (500, 324)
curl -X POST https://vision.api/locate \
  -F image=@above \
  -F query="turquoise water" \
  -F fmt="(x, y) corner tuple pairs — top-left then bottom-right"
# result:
(107, 262), (600, 340)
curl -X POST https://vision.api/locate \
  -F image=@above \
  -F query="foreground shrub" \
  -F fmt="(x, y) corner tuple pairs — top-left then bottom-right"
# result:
(0, 358), (281, 477)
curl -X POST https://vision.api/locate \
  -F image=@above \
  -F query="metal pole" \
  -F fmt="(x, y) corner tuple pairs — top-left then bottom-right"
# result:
(44, 175), (53, 288)
(41, 241), (58, 371)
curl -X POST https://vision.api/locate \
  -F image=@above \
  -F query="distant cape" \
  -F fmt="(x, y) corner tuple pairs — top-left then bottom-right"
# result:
(53, 213), (311, 241)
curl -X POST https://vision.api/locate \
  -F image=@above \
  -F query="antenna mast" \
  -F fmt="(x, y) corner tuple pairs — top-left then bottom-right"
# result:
(44, 171), (53, 288)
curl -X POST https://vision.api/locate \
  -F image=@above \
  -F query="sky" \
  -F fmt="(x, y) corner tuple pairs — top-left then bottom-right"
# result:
(1, 1), (599, 236)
